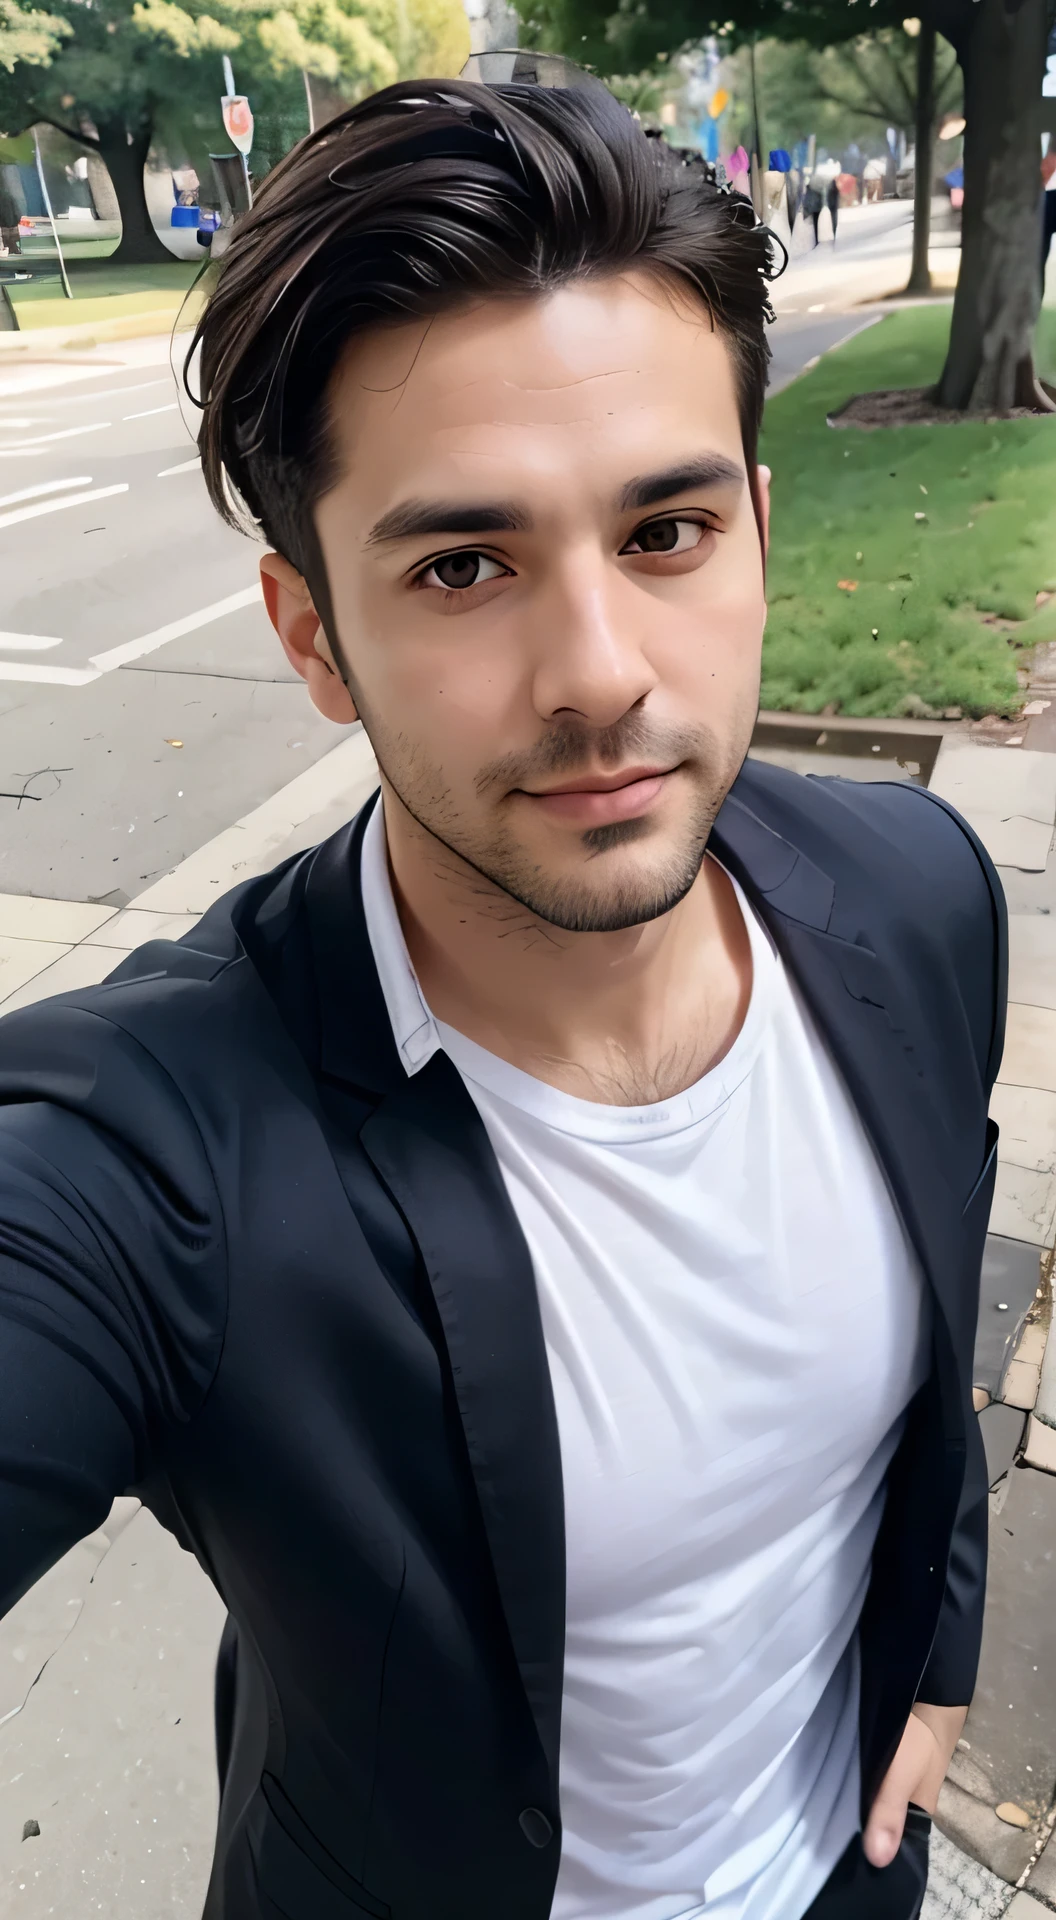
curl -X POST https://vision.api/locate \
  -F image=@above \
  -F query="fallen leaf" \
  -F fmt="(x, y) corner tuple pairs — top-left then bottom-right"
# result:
(920, 484), (928, 495)
(995, 1802), (1031, 1830)
(914, 512), (927, 522)
(165, 739), (183, 748)
(837, 579), (858, 591)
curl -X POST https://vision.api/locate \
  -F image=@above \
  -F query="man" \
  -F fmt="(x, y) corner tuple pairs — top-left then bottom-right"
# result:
(0, 68), (1004, 1920)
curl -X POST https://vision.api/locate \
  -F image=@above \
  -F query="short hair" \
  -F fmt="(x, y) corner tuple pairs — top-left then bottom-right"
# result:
(192, 77), (777, 598)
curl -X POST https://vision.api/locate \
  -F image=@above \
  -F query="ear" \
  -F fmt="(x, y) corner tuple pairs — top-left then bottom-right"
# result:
(756, 465), (772, 558)
(259, 552), (358, 725)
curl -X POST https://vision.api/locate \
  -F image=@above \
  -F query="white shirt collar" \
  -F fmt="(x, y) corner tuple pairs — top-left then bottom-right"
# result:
(359, 795), (442, 1078)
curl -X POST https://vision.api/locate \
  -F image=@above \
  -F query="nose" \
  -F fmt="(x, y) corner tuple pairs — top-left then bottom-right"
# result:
(530, 558), (657, 731)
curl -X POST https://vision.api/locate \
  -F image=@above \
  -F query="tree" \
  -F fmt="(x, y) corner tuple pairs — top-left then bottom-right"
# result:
(520, 0), (1056, 414)
(0, 0), (468, 266)
(931, 0), (1053, 410)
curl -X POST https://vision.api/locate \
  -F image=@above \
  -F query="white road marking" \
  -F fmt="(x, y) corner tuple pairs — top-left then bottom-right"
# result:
(0, 483), (128, 534)
(0, 421), (111, 449)
(66, 379), (171, 405)
(158, 457), (200, 478)
(123, 403), (180, 421)
(0, 476), (91, 510)
(0, 582), (262, 686)
(89, 585), (263, 673)
(0, 661), (98, 685)
(0, 632), (63, 650)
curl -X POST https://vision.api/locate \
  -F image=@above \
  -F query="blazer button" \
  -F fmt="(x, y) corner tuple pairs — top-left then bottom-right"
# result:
(519, 1807), (554, 1848)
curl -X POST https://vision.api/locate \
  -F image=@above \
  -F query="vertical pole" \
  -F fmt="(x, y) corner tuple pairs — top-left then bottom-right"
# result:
(906, 21), (937, 293)
(33, 128), (72, 300)
(749, 32), (765, 215)
(303, 68), (316, 133)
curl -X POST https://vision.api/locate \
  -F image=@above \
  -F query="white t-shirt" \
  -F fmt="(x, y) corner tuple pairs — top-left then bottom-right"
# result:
(359, 801), (931, 1920)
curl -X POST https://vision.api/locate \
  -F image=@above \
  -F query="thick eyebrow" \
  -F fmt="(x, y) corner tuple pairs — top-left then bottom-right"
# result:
(365, 499), (532, 546)
(618, 455), (745, 514)
(364, 454), (744, 548)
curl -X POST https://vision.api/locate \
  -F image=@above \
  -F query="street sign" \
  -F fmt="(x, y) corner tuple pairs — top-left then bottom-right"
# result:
(222, 95), (254, 157)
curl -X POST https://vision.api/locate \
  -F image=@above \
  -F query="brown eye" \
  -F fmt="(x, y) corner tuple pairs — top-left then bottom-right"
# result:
(419, 551), (508, 592)
(622, 517), (707, 557)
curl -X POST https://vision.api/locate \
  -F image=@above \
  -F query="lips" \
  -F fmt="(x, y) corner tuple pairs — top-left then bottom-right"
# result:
(517, 766), (676, 829)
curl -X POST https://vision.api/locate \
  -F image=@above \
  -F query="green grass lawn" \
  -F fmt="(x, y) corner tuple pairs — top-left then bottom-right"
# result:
(760, 306), (1056, 719)
(5, 255), (202, 330)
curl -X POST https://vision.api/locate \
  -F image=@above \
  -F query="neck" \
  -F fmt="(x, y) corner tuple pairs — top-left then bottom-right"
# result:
(379, 781), (753, 1106)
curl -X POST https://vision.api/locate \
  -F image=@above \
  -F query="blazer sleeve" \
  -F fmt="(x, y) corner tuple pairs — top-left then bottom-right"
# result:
(911, 787), (1008, 1707)
(0, 999), (226, 1619)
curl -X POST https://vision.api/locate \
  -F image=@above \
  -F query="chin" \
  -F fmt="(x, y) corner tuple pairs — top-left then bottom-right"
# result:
(507, 833), (708, 935)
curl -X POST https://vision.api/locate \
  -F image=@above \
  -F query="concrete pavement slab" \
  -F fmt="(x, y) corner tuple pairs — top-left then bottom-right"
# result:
(0, 1508), (224, 1919)
(990, 1164), (1056, 1250)
(1009, 917), (1056, 1014)
(82, 908), (201, 950)
(0, 941), (118, 1013)
(1025, 1822), (1056, 1902)
(0, 895), (115, 941)
(923, 1826), (1016, 1916)
(999, 1007), (1056, 1097)
(1004, 1895), (1052, 1917)
(929, 745), (1056, 873)
(956, 1464), (1056, 1818)
(979, 1404), (1028, 1489)
(0, 1500), (141, 1729)
(991, 1086), (1056, 1176)
(0, 936), (70, 1002)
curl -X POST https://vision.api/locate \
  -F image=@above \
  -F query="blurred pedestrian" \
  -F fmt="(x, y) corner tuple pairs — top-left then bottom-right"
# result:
(803, 180), (823, 246)
(1041, 147), (1056, 294)
(826, 177), (840, 242)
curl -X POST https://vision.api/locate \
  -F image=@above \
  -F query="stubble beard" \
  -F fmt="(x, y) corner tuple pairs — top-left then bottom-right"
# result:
(356, 700), (743, 935)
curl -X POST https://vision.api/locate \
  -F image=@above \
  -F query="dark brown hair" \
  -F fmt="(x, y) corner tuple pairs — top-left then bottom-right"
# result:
(192, 77), (777, 600)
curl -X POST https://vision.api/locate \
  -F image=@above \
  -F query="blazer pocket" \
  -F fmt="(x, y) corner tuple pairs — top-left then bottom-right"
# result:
(251, 1773), (391, 1920)
(962, 1118), (999, 1218)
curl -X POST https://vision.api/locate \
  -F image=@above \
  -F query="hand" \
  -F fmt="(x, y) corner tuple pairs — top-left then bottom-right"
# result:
(862, 1702), (968, 1869)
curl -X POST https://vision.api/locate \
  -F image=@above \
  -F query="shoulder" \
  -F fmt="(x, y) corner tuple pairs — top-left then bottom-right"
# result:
(730, 754), (1003, 926)
(726, 756), (1008, 1088)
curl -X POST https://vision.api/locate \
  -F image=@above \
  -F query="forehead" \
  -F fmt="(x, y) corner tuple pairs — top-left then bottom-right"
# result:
(323, 272), (746, 510)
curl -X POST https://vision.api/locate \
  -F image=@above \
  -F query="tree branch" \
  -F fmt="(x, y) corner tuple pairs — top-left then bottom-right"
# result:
(814, 82), (904, 123)
(25, 108), (99, 148)
(873, 33), (917, 121)
(829, 41), (907, 124)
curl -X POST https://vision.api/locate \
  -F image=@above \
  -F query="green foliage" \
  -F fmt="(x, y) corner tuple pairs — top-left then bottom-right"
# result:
(515, 0), (909, 81)
(0, 0), (66, 74)
(0, 0), (467, 152)
(760, 308), (1053, 719)
(716, 31), (959, 159)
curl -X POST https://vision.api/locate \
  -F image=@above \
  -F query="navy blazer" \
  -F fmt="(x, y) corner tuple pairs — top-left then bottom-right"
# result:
(0, 758), (1005, 1920)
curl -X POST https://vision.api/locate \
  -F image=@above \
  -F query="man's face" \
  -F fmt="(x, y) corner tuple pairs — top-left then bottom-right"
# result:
(300, 272), (767, 933)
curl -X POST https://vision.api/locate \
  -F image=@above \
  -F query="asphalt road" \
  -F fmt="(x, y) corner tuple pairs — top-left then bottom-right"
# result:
(0, 208), (915, 905)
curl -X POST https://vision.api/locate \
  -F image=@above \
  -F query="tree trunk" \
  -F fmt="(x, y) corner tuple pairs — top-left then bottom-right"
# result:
(95, 120), (173, 266)
(905, 22), (936, 295)
(936, 0), (1053, 412)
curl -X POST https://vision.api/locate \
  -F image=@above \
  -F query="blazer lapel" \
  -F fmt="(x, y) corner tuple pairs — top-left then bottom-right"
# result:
(305, 805), (566, 1789)
(712, 788), (965, 1402)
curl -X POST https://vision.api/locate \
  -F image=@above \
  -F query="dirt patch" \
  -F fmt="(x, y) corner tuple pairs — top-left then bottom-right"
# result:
(828, 387), (1053, 430)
